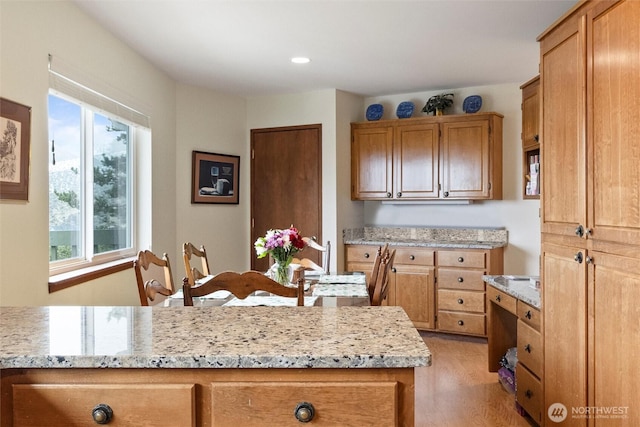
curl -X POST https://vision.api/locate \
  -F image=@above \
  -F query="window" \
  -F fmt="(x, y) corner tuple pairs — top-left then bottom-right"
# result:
(48, 92), (135, 272)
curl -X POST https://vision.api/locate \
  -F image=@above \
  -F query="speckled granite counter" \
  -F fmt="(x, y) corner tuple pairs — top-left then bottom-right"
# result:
(0, 306), (431, 369)
(343, 226), (507, 249)
(482, 275), (541, 309)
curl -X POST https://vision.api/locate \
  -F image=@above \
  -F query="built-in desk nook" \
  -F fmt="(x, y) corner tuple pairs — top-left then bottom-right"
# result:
(484, 275), (541, 425)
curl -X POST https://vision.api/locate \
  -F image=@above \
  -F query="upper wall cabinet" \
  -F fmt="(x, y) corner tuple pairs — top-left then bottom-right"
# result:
(521, 76), (540, 199)
(351, 113), (503, 201)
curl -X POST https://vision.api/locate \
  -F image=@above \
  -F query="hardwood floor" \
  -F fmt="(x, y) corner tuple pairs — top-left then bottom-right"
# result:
(415, 332), (537, 427)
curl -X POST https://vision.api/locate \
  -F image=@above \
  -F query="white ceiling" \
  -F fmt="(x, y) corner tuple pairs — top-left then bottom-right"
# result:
(74, 0), (576, 98)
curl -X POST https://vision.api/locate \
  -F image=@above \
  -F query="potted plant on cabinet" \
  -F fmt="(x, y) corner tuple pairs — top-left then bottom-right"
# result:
(422, 93), (454, 116)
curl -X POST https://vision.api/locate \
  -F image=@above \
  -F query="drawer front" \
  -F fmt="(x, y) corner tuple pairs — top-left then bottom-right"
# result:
(437, 311), (486, 335)
(516, 363), (543, 424)
(517, 300), (541, 332)
(438, 268), (486, 291)
(346, 245), (380, 263)
(486, 286), (517, 314)
(211, 381), (397, 426)
(437, 289), (485, 313)
(12, 384), (195, 427)
(517, 320), (542, 376)
(437, 250), (486, 268)
(393, 248), (435, 266)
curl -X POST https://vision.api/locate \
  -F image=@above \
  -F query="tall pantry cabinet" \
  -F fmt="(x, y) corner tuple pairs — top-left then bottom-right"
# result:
(539, 1), (640, 426)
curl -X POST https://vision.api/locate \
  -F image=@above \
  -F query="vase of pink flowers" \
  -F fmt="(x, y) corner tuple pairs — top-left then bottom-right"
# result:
(254, 226), (306, 286)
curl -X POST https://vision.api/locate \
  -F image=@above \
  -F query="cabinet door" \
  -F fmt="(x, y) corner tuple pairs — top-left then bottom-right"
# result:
(392, 265), (435, 330)
(540, 11), (587, 238)
(394, 123), (439, 199)
(440, 119), (491, 199)
(351, 125), (393, 200)
(590, 251), (640, 426)
(542, 241), (587, 427)
(589, 0), (640, 246)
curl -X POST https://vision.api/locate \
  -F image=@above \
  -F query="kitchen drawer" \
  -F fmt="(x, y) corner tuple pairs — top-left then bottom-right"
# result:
(393, 248), (435, 266)
(438, 268), (485, 291)
(211, 381), (397, 426)
(345, 245), (380, 263)
(486, 286), (517, 314)
(437, 250), (486, 269)
(12, 383), (195, 427)
(516, 362), (543, 425)
(437, 289), (485, 313)
(437, 311), (486, 336)
(517, 320), (542, 377)
(517, 300), (541, 332)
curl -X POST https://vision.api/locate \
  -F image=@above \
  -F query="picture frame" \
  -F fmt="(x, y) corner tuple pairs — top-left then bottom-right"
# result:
(0, 97), (32, 201)
(191, 150), (240, 204)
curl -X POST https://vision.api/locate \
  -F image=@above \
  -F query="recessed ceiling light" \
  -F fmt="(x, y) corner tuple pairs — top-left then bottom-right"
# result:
(291, 57), (311, 64)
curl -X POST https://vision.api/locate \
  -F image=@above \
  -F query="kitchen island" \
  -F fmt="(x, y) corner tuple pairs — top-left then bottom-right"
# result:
(1, 305), (430, 426)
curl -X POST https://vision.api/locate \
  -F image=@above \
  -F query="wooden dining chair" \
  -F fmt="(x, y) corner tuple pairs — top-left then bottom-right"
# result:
(133, 250), (175, 306)
(183, 242), (211, 287)
(366, 243), (389, 301)
(371, 248), (396, 306)
(292, 237), (331, 274)
(182, 271), (305, 306)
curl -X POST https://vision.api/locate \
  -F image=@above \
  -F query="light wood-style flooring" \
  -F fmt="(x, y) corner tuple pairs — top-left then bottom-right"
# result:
(414, 332), (537, 427)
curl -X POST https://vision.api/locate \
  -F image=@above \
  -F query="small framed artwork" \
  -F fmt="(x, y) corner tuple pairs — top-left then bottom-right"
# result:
(191, 150), (240, 204)
(0, 97), (32, 201)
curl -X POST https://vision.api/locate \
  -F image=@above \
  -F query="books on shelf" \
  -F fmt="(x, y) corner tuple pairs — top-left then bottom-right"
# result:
(526, 154), (540, 196)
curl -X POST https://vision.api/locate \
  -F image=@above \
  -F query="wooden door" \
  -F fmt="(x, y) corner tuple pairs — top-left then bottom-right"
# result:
(589, 0), (640, 246)
(350, 124), (393, 200)
(393, 265), (435, 330)
(440, 119), (490, 199)
(590, 250), (640, 427)
(251, 124), (322, 272)
(540, 11), (587, 239)
(394, 123), (439, 199)
(542, 241), (588, 427)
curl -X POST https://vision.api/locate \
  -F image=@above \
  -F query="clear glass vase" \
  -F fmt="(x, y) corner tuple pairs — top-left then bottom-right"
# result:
(272, 258), (292, 286)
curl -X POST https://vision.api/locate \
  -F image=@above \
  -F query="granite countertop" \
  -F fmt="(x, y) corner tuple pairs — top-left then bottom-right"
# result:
(0, 306), (431, 370)
(343, 227), (508, 249)
(483, 275), (541, 309)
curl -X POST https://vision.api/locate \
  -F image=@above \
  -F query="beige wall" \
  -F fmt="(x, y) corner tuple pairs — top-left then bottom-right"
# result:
(363, 84), (541, 275)
(0, 1), (177, 305)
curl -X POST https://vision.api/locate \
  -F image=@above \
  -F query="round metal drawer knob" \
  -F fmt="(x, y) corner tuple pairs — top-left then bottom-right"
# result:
(92, 403), (113, 425)
(457, 257), (464, 263)
(457, 320), (464, 326)
(457, 277), (464, 283)
(457, 298), (464, 304)
(294, 402), (315, 423)
(364, 253), (370, 259)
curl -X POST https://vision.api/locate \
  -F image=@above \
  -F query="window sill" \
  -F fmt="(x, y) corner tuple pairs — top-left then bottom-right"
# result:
(49, 257), (135, 293)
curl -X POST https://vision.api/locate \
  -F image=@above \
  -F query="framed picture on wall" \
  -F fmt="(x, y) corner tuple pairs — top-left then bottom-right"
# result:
(0, 97), (32, 201)
(191, 150), (240, 204)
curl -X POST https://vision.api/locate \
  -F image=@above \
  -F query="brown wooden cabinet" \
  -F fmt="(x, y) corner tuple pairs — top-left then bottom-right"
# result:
(521, 76), (540, 199)
(351, 113), (502, 201)
(539, 1), (640, 425)
(436, 248), (504, 337)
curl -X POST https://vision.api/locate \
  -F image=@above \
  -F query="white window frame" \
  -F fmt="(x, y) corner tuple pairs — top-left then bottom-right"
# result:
(48, 90), (138, 276)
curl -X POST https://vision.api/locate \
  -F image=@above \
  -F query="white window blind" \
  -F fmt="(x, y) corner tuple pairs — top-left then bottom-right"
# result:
(48, 54), (150, 129)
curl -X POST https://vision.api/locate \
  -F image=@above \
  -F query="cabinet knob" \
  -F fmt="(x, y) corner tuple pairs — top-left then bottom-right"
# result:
(574, 252), (583, 264)
(457, 257), (464, 263)
(92, 404), (113, 425)
(391, 267), (396, 273)
(525, 344), (532, 353)
(444, 191), (450, 197)
(364, 253), (370, 259)
(575, 224), (584, 237)
(586, 256), (593, 264)
(294, 402), (315, 423)
(525, 389), (533, 399)
(409, 255), (415, 260)
(457, 320), (464, 326)
(525, 310), (532, 320)
(457, 277), (464, 283)
(534, 134), (539, 142)
(397, 192), (402, 198)
(386, 192), (392, 198)
(457, 298), (464, 305)
(496, 295), (501, 302)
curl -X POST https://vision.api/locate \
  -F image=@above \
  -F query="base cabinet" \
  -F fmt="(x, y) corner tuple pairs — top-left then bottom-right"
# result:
(2, 368), (416, 427)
